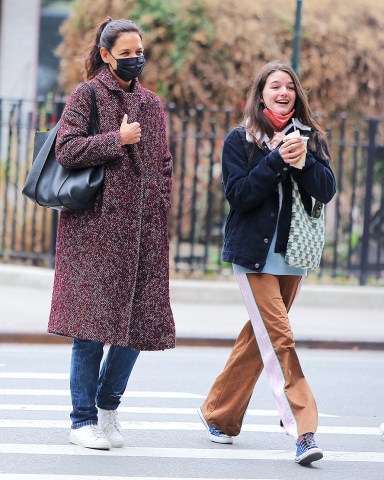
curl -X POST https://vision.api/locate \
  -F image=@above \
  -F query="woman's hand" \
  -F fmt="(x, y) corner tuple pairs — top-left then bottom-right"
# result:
(120, 114), (141, 145)
(279, 137), (305, 165)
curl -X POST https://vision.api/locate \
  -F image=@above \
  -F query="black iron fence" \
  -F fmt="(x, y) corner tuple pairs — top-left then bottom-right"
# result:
(0, 96), (383, 284)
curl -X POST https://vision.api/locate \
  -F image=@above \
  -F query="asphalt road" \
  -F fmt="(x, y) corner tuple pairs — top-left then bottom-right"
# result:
(0, 344), (383, 480)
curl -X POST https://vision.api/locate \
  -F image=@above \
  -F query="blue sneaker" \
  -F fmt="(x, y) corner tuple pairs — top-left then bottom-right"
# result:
(197, 407), (233, 444)
(295, 432), (323, 465)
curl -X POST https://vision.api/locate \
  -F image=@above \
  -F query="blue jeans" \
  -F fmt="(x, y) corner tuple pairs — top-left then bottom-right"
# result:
(70, 338), (140, 428)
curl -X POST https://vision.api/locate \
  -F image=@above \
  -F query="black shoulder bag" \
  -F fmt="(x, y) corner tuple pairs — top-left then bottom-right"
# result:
(22, 83), (105, 211)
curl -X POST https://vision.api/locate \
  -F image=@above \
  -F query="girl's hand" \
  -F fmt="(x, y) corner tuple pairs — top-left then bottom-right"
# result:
(279, 138), (305, 165)
(270, 132), (285, 150)
(120, 114), (141, 145)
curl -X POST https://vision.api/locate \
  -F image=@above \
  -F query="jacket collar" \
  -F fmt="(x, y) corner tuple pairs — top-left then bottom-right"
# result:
(95, 65), (143, 96)
(246, 117), (311, 144)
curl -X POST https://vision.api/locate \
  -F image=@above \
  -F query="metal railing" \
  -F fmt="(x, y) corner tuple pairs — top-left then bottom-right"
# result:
(0, 96), (383, 284)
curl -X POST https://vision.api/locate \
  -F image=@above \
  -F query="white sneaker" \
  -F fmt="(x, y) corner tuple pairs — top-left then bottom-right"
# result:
(69, 424), (111, 450)
(98, 408), (124, 448)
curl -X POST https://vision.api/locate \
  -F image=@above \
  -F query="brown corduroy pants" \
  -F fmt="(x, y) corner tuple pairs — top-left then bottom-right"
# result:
(202, 273), (318, 441)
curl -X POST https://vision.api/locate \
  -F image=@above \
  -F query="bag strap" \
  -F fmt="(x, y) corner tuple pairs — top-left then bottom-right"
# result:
(84, 82), (99, 134)
(24, 123), (61, 193)
(27, 84), (99, 185)
(290, 175), (323, 219)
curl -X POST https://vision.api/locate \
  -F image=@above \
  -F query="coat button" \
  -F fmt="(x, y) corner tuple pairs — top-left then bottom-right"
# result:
(264, 238), (269, 243)
(255, 263), (260, 268)
(283, 167), (288, 171)
(271, 212), (275, 217)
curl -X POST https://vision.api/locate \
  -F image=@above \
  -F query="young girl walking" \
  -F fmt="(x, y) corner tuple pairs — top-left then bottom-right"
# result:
(198, 61), (336, 465)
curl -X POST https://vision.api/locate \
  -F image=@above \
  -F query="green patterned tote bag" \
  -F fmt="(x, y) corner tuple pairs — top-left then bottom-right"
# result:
(285, 177), (325, 271)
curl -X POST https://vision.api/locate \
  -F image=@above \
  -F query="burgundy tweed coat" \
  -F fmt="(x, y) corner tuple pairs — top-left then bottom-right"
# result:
(48, 66), (175, 350)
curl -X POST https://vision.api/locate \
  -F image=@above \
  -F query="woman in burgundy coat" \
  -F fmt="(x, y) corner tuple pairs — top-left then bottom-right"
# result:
(48, 18), (175, 450)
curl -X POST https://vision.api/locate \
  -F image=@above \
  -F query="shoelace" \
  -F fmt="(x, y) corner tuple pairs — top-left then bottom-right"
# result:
(209, 425), (226, 436)
(299, 432), (316, 450)
(102, 410), (122, 433)
(90, 424), (108, 439)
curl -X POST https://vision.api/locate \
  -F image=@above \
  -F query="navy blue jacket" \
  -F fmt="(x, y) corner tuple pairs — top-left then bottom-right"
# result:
(221, 126), (336, 271)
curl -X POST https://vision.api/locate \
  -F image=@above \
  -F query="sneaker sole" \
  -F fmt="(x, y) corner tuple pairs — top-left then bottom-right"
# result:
(69, 434), (111, 450)
(295, 448), (323, 465)
(109, 438), (124, 448)
(197, 407), (233, 444)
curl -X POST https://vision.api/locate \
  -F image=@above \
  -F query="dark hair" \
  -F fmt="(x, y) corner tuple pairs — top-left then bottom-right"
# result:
(242, 61), (331, 161)
(85, 18), (143, 79)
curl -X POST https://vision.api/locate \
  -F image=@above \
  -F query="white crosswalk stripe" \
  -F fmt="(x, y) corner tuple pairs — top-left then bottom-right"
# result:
(0, 389), (204, 398)
(0, 372), (70, 379)
(0, 444), (383, 462)
(0, 476), (281, 480)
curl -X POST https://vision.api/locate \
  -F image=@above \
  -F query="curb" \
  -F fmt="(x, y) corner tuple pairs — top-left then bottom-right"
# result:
(1, 264), (384, 308)
(1, 264), (383, 350)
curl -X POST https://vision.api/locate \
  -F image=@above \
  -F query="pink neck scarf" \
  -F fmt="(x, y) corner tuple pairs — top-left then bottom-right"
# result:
(263, 107), (295, 131)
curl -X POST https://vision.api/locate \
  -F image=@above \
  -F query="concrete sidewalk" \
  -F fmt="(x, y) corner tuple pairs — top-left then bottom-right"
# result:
(0, 264), (383, 349)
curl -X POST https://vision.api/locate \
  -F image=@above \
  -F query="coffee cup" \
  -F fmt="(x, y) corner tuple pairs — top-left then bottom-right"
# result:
(283, 131), (308, 169)
(294, 136), (308, 169)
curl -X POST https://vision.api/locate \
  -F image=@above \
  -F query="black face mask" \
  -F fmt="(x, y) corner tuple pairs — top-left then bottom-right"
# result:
(110, 54), (146, 82)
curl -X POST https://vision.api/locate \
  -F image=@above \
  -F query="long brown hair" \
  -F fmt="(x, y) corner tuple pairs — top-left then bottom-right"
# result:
(242, 61), (331, 160)
(84, 18), (143, 79)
